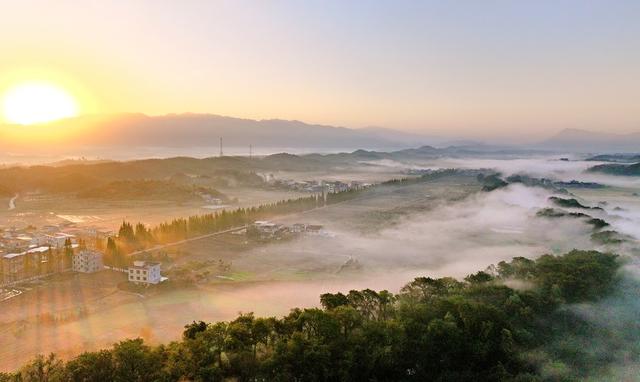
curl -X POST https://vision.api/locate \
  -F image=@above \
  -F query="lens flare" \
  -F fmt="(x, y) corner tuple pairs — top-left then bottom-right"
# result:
(2, 82), (79, 125)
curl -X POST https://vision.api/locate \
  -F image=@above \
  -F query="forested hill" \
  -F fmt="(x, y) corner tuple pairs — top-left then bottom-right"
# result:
(0, 145), (547, 194)
(0, 159), (265, 195)
(1, 250), (631, 381)
(588, 162), (640, 176)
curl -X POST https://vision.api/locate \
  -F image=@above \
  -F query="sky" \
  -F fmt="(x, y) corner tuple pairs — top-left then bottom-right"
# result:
(0, 0), (639, 139)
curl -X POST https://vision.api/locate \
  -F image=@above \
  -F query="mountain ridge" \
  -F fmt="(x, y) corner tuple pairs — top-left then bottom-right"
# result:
(536, 128), (640, 152)
(0, 113), (442, 151)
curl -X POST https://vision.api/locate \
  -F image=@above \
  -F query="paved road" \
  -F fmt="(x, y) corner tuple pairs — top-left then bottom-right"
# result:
(127, 225), (248, 257)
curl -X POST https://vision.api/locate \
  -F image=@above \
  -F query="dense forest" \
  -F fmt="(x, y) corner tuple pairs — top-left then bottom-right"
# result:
(0, 250), (630, 381)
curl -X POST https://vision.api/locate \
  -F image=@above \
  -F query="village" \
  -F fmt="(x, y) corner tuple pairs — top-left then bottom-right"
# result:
(0, 223), (170, 292)
(262, 176), (371, 194)
(0, 215), (334, 301)
(0, 174), (373, 307)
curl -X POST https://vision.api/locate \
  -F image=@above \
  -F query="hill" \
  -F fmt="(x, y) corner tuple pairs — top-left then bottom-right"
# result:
(0, 158), (261, 196)
(537, 128), (640, 152)
(77, 180), (225, 202)
(585, 153), (640, 163)
(587, 162), (640, 176)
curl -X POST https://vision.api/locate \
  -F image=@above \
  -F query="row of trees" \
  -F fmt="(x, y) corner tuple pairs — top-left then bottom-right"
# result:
(103, 189), (365, 266)
(1, 250), (622, 381)
(382, 169), (475, 187)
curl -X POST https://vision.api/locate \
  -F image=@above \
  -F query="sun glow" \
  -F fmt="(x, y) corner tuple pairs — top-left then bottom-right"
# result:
(2, 82), (79, 125)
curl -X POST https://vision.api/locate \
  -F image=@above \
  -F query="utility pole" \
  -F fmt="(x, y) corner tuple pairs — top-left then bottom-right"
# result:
(219, 137), (223, 157)
(249, 144), (253, 160)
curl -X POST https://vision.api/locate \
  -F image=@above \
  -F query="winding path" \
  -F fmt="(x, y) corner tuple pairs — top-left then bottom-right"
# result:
(8, 194), (18, 210)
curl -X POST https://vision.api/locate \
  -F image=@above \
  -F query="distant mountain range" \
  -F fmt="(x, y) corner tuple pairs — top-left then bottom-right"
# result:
(0, 113), (445, 151)
(535, 128), (640, 153)
(2, 114), (639, 157)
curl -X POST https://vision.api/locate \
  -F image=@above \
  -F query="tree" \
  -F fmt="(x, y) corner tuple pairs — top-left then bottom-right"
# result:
(118, 221), (135, 242)
(183, 321), (208, 340)
(1, 250), (623, 382)
(63, 238), (74, 269)
(111, 339), (162, 382)
(65, 350), (114, 382)
(15, 354), (65, 382)
(320, 292), (348, 310)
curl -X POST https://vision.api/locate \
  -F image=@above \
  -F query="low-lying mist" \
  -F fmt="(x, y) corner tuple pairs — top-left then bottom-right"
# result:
(245, 184), (595, 284)
(237, 162), (640, 379)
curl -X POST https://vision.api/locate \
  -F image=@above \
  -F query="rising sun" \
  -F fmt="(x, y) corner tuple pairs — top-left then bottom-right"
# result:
(1, 82), (79, 125)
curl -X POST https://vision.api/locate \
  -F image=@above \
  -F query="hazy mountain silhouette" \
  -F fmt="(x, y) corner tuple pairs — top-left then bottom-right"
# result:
(536, 128), (640, 152)
(0, 113), (442, 150)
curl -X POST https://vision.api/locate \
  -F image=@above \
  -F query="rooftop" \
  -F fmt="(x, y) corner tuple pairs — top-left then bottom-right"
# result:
(4, 253), (24, 259)
(130, 260), (161, 269)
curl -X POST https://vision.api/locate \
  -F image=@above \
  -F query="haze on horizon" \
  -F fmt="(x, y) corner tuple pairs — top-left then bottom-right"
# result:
(1, 0), (639, 142)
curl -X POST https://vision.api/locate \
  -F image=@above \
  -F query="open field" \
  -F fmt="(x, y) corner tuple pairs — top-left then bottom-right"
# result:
(0, 187), (309, 231)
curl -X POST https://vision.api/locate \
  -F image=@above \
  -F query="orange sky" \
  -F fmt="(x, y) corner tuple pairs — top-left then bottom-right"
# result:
(1, 1), (639, 140)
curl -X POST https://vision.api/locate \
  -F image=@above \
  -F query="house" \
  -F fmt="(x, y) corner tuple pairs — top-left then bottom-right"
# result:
(73, 250), (104, 273)
(291, 223), (324, 235)
(306, 225), (323, 235)
(291, 223), (307, 233)
(128, 261), (163, 285)
(42, 233), (75, 248)
(248, 221), (288, 240)
(16, 235), (36, 246)
(2, 253), (26, 283)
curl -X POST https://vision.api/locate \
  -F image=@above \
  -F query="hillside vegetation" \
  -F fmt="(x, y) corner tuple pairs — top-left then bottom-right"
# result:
(588, 162), (640, 176)
(77, 180), (225, 202)
(0, 159), (263, 198)
(0, 250), (626, 382)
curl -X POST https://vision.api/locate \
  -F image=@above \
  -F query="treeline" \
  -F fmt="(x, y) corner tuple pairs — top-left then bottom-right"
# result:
(383, 169), (485, 187)
(0, 250), (624, 381)
(382, 168), (462, 186)
(104, 189), (364, 266)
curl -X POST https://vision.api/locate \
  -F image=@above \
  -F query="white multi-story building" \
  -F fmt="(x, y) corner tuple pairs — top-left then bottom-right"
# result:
(128, 261), (162, 285)
(42, 233), (75, 248)
(72, 250), (104, 273)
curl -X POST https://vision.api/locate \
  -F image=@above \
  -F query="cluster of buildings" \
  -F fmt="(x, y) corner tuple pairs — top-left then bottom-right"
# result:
(195, 191), (224, 205)
(1, 225), (81, 284)
(0, 224), (165, 287)
(263, 175), (370, 194)
(1, 224), (113, 254)
(247, 220), (325, 241)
